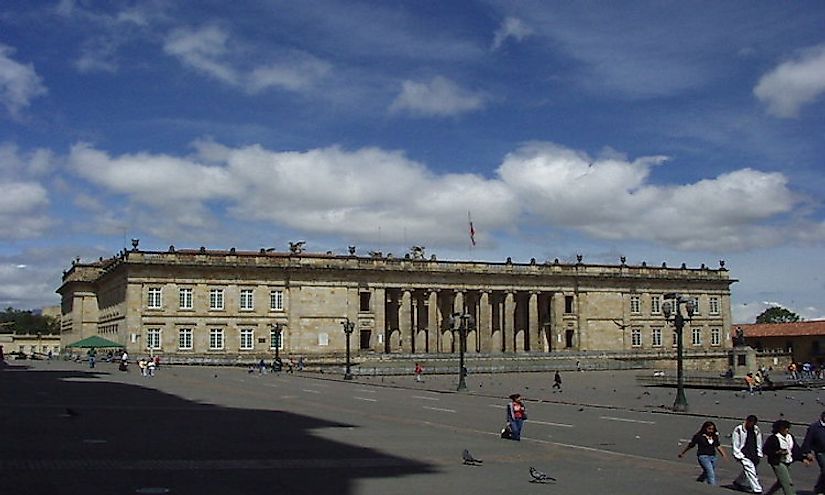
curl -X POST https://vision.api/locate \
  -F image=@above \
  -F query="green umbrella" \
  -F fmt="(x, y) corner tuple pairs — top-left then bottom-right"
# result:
(65, 335), (123, 349)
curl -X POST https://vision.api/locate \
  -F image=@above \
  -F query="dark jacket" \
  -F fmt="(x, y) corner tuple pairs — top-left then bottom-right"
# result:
(763, 433), (803, 466)
(802, 420), (825, 455)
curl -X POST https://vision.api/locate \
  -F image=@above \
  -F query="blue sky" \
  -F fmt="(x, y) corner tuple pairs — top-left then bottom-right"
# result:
(1, 1), (824, 323)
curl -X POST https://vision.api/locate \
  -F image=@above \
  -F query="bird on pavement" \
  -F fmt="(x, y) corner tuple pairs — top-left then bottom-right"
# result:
(529, 466), (556, 483)
(462, 449), (483, 465)
(62, 407), (79, 418)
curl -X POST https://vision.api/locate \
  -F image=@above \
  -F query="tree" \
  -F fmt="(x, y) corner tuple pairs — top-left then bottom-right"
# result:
(0, 307), (60, 335)
(755, 306), (801, 324)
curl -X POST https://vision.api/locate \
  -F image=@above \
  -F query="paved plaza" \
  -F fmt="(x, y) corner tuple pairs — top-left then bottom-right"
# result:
(3, 360), (825, 494)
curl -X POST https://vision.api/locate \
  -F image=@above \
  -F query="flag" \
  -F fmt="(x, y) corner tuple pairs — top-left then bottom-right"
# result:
(468, 212), (476, 246)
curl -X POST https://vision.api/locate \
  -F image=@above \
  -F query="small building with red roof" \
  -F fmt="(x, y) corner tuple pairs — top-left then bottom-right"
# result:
(738, 321), (825, 364)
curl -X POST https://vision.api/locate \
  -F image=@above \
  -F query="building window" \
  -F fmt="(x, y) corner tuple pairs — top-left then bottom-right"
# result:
(209, 328), (224, 350)
(651, 295), (661, 315)
(148, 287), (162, 309)
(709, 297), (720, 315)
(179, 328), (193, 350)
(692, 328), (702, 346)
(147, 328), (162, 350)
(318, 333), (329, 346)
(630, 295), (641, 314)
(691, 297), (700, 315)
(240, 328), (254, 350)
(270, 290), (284, 311)
(209, 289), (224, 310)
(652, 327), (662, 347)
(631, 328), (642, 347)
(270, 327), (284, 350)
(360, 291), (371, 312)
(564, 295), (574, 314)
(672, 330), (678, 347)
(240, 289), (254, 311)
(179, 288), (193, 310)
(711, 327), (721, 346)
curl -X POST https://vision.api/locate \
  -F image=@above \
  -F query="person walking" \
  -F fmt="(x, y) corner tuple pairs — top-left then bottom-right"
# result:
(679, 420), (727, 486)
(552, 370), (562, 391)
(87, 347), (96, 368)
(732, 414), (764, 493)
(506, 393), (527, 441)
(801, 410), (825, 495)
(414, 362), (424, 383)
(763, 419), (807, 495)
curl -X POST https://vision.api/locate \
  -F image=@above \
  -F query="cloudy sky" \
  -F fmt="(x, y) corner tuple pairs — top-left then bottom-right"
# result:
(2, 1), (824, 323)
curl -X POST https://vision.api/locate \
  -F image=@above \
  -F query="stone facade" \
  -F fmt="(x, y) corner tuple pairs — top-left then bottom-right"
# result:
(57, 247), (736, 361)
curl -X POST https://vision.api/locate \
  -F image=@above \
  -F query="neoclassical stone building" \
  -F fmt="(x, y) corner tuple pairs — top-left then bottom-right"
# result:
(57, 245), (735, 360)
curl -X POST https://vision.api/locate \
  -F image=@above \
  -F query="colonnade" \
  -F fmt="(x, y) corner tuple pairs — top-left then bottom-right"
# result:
(377, 288), (576, 355)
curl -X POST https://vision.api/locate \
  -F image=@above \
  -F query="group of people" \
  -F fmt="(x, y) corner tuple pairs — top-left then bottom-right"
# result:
(788, 361), (824, 381)
(137, 356), (159, 376)
(679, 412), (825, 494)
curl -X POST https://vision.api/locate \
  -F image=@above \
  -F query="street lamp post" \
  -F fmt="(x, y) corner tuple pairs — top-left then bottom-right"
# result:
(341, 318), (355, 380)
(662, 292), (695, 412)
(451, 312), (473, 392)
(271, 323), (283, 363)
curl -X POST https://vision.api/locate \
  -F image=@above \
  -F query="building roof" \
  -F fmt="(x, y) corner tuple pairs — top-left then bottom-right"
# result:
(739, 321), (825, 338)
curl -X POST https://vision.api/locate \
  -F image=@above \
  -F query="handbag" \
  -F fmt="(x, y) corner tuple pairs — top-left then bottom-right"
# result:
(501, 422), (513, 439)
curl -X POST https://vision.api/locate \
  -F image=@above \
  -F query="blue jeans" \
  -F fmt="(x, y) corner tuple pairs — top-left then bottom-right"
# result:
(698, 455), (718, 485)
(510, 419), (524, 440)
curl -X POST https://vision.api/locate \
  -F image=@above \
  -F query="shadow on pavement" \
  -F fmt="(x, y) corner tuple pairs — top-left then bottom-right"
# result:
(0, 365), (436, 495)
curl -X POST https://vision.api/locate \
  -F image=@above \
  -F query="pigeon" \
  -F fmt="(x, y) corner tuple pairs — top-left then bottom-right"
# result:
(462, 449), (483, 465)
(62, 407), (79, 418)
(529, 466), (556, 483)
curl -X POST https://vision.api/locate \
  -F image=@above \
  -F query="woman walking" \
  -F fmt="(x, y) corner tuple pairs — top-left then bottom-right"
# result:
(678, 421), (727, 485)
(506, 393), (527, 441)
(763, 419), (808, 495)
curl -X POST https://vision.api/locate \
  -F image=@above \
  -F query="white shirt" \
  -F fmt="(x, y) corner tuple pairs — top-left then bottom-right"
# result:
(776, 433), (794, 464)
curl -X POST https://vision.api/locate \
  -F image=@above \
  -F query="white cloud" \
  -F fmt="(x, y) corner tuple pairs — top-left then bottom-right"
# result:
(0, 44), (47, 117)
(492, 17), (532, 51)
(248, 56), (332, 93)
(390, 76), (487, 117)
(163, 26), (330, 93)
(497, 142), (801, 250)
(164, 26), (239, 85)
(755, 44), (825, 118)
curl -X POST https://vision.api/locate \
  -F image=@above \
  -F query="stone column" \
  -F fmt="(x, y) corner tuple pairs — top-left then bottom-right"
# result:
(373, 288), (386, 353)
(400, 289), (412, 353)
(427, 290), (439, 354)
(529, 291), (540, 352)
(479, 291), (491, 353)
(504, 291), (515, 353)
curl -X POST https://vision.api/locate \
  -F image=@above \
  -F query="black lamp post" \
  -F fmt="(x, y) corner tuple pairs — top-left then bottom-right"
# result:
(341, 318), (355, 380)
(662, 292), (695, 412)
(451, 312), (473, 392)
(272, 323), (283, 362)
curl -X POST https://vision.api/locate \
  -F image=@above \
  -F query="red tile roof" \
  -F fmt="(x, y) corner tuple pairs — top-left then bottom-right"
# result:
(738, 321), (825, 338)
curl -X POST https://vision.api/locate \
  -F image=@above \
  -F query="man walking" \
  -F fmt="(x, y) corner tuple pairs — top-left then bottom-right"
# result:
(801, 410), (825, 495)
(552, 370), (562, 392)
(732, 415), (763, 493)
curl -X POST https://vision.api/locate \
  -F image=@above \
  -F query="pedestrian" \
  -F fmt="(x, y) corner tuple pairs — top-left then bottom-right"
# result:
(801, 410), (825, 495)
(552, 370), (562, 391)
(258, 358), (266, 375)
(297, 356), (305, 371)
(414, 362), (424, 383)
(576, 360), (582, 372)
(147, 357), (156, 377)
(286, 358), (294, 374)
(745, 373), (756, 395)
(506, 393), (527, 441)
(87, 347), (96, 368)
(732, 414), (764, 493)
(678, 420), (728, 486)
(138, 357), (147, 377)
(763, 419), (807, 495)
